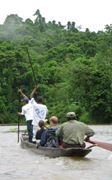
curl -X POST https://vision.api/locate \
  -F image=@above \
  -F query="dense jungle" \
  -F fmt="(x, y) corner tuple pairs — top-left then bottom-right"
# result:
(0, 9), (112, 124)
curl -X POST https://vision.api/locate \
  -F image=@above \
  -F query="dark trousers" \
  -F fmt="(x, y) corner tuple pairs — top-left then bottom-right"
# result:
(26, 120), (33, 142)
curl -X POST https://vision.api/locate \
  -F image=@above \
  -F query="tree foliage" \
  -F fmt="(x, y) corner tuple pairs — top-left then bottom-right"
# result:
(0, 10), (112, 124)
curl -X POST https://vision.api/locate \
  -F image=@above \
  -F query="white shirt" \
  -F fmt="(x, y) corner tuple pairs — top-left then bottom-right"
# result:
(21, 102), (33, 121)
(30, 98), (48, 126)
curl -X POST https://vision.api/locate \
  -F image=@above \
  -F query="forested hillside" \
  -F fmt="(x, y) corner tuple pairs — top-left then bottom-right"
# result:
(0, 10), (112, 124)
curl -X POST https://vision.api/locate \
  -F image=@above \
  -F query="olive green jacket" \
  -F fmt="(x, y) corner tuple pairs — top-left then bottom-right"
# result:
(56, 120), (95, 145)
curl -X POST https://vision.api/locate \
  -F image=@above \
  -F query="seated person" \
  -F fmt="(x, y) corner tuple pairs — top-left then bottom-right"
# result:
(35, 120), (47, 140)
(56, 112), (95, 148)
(38, 116), (59, 147)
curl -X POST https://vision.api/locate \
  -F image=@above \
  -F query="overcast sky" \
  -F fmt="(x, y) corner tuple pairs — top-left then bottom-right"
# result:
(0, 0), (112, 32)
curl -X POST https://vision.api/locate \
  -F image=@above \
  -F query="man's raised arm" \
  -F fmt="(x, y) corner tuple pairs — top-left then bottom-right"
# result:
(30, 85), (39, 99)
(18, 89), (28, 98)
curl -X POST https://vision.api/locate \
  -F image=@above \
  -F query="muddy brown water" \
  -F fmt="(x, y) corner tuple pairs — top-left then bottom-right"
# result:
(0, 125), (112, 180)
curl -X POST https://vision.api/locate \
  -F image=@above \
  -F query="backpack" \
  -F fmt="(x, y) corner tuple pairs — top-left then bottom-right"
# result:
(45, 132), (59, 148)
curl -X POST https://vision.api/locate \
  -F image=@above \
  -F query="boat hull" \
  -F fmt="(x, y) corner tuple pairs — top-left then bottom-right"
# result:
(20, 134), (92, 158)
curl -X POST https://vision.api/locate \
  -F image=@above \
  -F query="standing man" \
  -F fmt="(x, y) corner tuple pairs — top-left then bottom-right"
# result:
(30, 85), (48, 140)
(18, 97), (33, 143)
(56, 112), (95, 148)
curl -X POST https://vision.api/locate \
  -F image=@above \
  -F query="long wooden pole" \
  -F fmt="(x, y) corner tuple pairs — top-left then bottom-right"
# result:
(17, 88), (20, 143)
(17, 115), (20, 143)
(26, 47), (37, 85)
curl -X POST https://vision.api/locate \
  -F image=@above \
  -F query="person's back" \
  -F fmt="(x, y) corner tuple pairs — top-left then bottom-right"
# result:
(35, 120), (46, 140)
(30, 85), (48, 141)
(18, 97), (33, 143)
(39, 116), (59, 147)
(56, 112), (95, 148)
(31, 99), (48, 125)
(21, 101), (33, 121)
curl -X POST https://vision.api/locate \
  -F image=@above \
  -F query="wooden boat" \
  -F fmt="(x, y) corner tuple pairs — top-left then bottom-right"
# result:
(20, 133), (92, 158)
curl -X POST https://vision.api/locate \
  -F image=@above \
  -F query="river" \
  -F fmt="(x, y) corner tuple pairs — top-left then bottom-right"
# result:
(0, 125), (112, 180)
